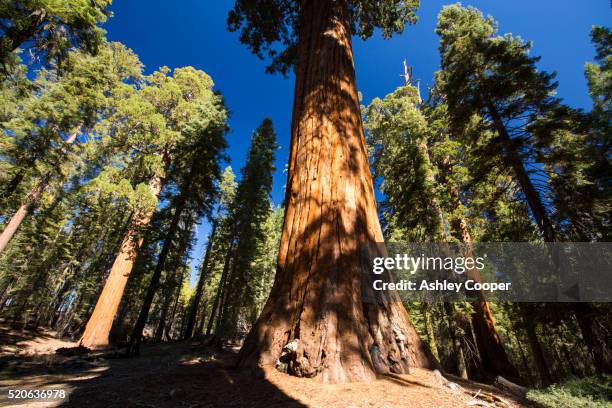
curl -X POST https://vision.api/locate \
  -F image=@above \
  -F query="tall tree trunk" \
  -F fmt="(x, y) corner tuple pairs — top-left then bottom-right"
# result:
(154, 287), (173, 342)
(236, 0), (436, 383)
(444, 302), (468, 379)
(79, 175), (163, 349)
(0, 128), (79, 254)
(441, 154), (518, 379)
(421, 303), (439, 360)
(206, 241), (234, 336)
(127, 183), (191, 354)
(488, 104), (609, 375)
(184, 216), (218, 339)
(165, 270), (185, 341)
(511, 318), (535, 386)
(519, 305), (552, 386)
(454, 217), (518, 379)
(487, 104), (556, 243)
(0, 173), (50, 254)
(572, 302), (611, 374)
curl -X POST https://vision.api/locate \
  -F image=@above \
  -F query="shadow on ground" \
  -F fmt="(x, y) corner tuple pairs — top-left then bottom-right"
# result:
(1, 340), (306, 408)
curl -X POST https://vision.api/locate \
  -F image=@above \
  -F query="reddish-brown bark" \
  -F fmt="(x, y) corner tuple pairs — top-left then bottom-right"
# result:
(452, 217), (519, 380)
(0, 129), (79, 254)
(79, 175), (162, 349)
(236, 0), (437, 383)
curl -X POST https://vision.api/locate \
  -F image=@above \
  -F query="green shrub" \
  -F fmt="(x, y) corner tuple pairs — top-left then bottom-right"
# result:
(527, 375), (612, 408)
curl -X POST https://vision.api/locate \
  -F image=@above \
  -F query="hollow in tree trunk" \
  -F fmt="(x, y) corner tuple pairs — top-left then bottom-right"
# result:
(236, 0), (437, 383)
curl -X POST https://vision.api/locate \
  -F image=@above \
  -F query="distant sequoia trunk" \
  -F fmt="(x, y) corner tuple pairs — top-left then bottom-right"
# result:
(236, 0), (437, 383)
(79, 175), (163, 349)
(0, 129), (79, 255)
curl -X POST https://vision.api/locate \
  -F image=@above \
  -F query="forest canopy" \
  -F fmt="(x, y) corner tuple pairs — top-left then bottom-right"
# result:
(0, 1), (610, 407)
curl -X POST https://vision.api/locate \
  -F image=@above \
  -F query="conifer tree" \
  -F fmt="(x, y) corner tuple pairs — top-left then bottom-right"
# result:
(216, 118), (276, 340)
(364, 82), (518, 380)
(80, 67), (225, 349)
(183, 165), (237, 339)
(0, 42), (142, 254)
(127, 95), (228, 353)
(436, 4), (610, 376)
(0, 0), (112, 74)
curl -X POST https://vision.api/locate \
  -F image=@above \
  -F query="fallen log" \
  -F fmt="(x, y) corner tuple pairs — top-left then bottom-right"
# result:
(494, 376), (528, 399)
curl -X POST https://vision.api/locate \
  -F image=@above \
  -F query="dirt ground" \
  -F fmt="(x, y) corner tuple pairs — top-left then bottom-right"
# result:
(0, 326), (530, 408)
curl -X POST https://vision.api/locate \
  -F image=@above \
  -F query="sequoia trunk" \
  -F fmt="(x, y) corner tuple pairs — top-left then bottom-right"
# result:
(452, 216), (519, 380)
(0, 173), (50, 254)
(236, 0), (436, 383)
(0, 128), (79, 254)
(79, 175), (162, 349)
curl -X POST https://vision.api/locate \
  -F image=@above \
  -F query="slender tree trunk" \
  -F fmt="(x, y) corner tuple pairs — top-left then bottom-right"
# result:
(127, 191), (189, 354)
(206, 241), (234, 336)
(184, 216), (218, 339)
(79, 174), (163, 349)
(0, 173), (50, 254)
(421, 303), (439, 360)
(519, 305), (552, 386)
(165, 270), (184, 341)
(0, 128), (79, 254)
(154, 289), (173, 342)
(572, 302), (611, 374)
(487, 104), (556, 242)
(444, 302), (468, 379)
(488, 104), (609, 375)
(511, 318), (534, 386)
(237, 0), (436, 382)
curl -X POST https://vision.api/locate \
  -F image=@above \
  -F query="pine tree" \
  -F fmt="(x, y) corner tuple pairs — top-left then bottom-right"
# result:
(216, 118), (276, 340)
(183, 165), (237, 339)
(127, 93), (228, 353)
(436, 4), (611, 377)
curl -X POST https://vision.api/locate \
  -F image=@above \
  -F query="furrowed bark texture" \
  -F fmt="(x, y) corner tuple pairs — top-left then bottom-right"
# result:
(236, 0), (436, 383)
(79, 175), (162, 349)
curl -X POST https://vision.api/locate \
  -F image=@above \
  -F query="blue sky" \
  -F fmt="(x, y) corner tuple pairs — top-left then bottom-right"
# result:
(104, 1), (610, 285)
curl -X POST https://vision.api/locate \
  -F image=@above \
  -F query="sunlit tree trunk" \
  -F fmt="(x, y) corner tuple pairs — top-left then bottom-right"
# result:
(79, 175), (162, 349)
(0, 129), (79, 254)
(237, 0), (436, 383)
(0, 173), (50, 254)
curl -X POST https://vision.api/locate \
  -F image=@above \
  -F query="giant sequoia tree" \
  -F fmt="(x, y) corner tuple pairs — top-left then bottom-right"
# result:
(229, 0), (437, 382)
(80, 67), (225, 349)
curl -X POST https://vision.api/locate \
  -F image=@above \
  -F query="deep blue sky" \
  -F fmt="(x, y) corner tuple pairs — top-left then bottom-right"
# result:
(104, 1), (610, 285)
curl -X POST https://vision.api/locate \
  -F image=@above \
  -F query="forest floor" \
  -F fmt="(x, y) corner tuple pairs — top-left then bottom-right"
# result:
(0, 325), (531, 408)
